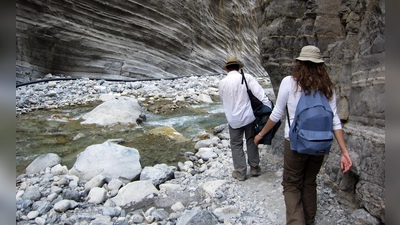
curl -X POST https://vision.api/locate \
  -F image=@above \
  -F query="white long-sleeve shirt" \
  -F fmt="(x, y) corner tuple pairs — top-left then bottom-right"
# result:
(218, 70), (272, 129)
(269, 76), (342, 139)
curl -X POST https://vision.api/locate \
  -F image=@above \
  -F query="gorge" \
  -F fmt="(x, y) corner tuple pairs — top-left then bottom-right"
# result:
(16, 0), (385, 223)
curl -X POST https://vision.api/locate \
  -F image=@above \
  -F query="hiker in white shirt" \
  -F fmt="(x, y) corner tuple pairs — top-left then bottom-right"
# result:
(218, 57), (271, 181)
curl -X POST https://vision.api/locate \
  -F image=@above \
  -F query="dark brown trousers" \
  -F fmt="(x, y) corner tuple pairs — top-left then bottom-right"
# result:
(282, 140), (325, 225)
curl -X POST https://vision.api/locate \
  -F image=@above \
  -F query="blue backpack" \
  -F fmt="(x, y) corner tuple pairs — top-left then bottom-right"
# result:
(288, 91), (333, 155)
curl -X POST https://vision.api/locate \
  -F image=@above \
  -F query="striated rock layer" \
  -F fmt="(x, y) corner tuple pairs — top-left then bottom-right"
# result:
(256, 0), (385, 223)
(16, 0), (267, 82)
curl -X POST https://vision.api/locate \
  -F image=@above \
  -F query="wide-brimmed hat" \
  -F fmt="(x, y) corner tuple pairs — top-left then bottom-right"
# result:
(222, 57), (244, 70)
(295, 45), (324, 63)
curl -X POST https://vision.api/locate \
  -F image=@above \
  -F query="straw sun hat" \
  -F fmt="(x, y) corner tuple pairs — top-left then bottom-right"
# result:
(222, 57), (244, 70)
(295, 45), (324, 63)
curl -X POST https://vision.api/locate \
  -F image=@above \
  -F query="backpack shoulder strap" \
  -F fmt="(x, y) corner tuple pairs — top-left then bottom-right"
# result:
(240, 69), (249, 90)
(286, 105), (290, 127)
(286, 91), (306, 128)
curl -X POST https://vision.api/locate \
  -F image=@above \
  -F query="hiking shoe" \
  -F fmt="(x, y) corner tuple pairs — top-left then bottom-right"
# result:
(232, 170), (246, 181)
(250, 166), (261, 176)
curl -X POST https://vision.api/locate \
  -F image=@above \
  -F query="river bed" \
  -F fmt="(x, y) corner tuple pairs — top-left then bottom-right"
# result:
(16, 100), (227, 176)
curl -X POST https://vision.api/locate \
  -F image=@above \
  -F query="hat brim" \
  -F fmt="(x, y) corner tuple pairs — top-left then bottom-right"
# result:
(295, 57), (324, 63)
(222, 62), (244, 70)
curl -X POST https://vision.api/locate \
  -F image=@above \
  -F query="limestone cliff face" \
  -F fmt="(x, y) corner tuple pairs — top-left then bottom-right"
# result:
(256, 0), (385, 222)
(16, 0), (266, 82)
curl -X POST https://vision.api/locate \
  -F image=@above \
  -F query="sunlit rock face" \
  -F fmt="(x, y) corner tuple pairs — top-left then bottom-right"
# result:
(256, 0), (385, 223)
(16, 0), (266, 82)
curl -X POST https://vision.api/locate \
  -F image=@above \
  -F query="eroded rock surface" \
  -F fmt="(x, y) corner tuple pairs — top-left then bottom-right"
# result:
(16, 0), (267, 82)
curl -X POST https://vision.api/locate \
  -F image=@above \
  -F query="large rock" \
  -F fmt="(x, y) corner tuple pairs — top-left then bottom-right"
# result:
(81, 96), (146, 126)
(176, 208), (219, 225)
(147, 126), (188, 142)
(53, 200), (78, 213)
(139, 164), (174, 188)
(257, 0), (385, 223)
(69, 141), (142, 182)
(25, 153), (62, 175)
(22, 186), (41, 201)
(199, 180), (227, 198)
(194, 137), (219, 150)
(110, 180), (159, 209)
(87, 187), (108, 204)
(212, 206), (241, 223)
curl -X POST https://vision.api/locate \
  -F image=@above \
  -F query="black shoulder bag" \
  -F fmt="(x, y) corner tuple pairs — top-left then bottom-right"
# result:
(240, 69), (281, 145)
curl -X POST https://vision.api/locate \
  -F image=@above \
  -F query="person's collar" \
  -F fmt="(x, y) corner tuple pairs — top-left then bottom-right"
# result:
(227, 70), (240, 75)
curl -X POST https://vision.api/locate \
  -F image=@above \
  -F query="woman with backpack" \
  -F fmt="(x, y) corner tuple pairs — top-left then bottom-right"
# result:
(254, 45), (352, 225)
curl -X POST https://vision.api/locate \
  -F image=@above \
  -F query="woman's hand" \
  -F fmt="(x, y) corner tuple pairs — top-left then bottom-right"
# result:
(254, 119), (277, 146)
(340, 152), (352, 173)
(333, 130), (353, 173)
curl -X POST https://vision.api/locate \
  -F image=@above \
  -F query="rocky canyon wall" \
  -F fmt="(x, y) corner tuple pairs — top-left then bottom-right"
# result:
(256, 0), (385, 222)
(16, 0), (266, 83)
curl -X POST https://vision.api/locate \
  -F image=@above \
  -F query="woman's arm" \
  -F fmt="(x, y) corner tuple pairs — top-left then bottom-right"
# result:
(254, 118), (277, 145)
(254, 76), (291, 146)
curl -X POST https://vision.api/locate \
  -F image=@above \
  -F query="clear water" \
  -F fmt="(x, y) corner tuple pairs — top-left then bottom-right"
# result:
(16, 101), (227, 176)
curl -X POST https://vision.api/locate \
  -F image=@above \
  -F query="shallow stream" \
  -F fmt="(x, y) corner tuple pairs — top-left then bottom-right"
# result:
(16, 100), (227, 176)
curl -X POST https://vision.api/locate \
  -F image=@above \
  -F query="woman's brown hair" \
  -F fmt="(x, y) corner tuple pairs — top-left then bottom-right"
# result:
(292, 60), (334, 100)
